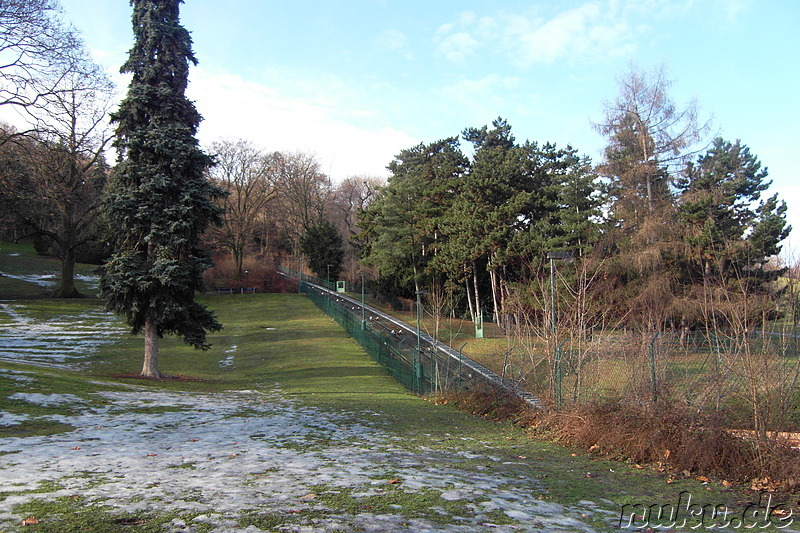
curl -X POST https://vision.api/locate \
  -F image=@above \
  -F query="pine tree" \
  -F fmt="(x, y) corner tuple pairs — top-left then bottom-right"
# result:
(100, 0), (224, 378)
(677, 137), (790, 285)
(300, 220), (345, 283)
(357, 137), (467, 297)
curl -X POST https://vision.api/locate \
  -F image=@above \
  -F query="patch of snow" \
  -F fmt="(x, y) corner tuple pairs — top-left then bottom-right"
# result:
(7, 393), (85, 406)
(220, 345), (238, 368)
(0, 369), (36, 383)
(0, 272), (56, 287)
(0, 303), (128, 369)
(0, 411), (28, 426)
(74, 273), (99, 289)
(0, 387), (608, 532)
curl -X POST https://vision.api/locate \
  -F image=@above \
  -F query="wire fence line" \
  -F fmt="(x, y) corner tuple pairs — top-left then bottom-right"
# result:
(277, 267), (800, 431)
(538, 330), (800, 428)
(277, 266), (539, 405)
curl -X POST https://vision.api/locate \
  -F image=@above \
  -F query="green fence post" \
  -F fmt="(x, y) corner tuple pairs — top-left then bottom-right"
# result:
(555, 339), (567, 406)
(458, 342), (467, 389)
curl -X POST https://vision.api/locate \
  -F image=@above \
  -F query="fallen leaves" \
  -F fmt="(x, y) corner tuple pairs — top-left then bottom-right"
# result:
(387, 478), (402, 485)
(751, 476), (780, 492)
(21, 516), (39, 526)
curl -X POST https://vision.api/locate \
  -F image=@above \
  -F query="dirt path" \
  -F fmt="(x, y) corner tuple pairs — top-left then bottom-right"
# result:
(0, 386), (615, 532)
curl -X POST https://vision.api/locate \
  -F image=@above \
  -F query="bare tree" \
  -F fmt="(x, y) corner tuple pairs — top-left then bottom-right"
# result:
(329, 176), (382, 238)
(206, 138), (277, 278)
(596, 63), (709, 223)
(0, 0), (88, 131)
(12, 56), (114, 297)
(271, 151), (331, 254)
(328, 175), (383, 282)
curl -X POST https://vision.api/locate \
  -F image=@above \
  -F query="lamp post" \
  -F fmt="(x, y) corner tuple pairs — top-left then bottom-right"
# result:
(326, 264), (332, 288)
(546, 251), (574, 335)
(415, 289), (428, 393)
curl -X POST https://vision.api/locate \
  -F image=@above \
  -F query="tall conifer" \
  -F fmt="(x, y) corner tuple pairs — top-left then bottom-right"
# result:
(100, 0), (223, 378)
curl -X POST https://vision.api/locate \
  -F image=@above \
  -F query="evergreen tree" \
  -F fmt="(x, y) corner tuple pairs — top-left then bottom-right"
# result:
(678, 137), (790, 286)
(300, 220), (344, 283)
(357, 137), (468, 297)
(100, 0), (224, 378)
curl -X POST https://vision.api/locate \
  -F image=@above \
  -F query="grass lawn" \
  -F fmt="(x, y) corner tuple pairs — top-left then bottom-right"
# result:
(0, 242), (99, 299)
(1, 245), (796, 531)
(3, 293), (796, 531)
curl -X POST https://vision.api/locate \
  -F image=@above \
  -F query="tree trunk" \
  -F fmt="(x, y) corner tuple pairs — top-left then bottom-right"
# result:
(490, 267), (501, 327)
(233, 247), (244, 280)
(465, 266), (475, 323)
(472, 262), (481, 324)
(56, 246), (81, 298)
(141, 318), (163, 378)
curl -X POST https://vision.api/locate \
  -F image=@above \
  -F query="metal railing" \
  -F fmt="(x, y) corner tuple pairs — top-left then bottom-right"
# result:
(277, 266), (538, 405)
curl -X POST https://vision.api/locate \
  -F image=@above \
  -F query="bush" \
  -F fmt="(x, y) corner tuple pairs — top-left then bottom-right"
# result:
(525, 401), (800, 491)
(203, 253), (297, 293)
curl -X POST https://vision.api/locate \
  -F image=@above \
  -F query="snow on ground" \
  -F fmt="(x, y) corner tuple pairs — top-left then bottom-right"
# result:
(0, 303), (128, 368)
(220, 345), (238, 368)
(0, 271), (99, 289)
(6, 392), (85, 406)
(0, 386), (612, 532)
(0, 272), (56, 287)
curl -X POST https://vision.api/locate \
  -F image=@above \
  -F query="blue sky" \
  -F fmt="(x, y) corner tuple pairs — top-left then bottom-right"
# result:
(49, 0), (800, 252)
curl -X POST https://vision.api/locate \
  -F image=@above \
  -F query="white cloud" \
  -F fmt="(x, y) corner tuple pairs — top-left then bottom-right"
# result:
(435, 31), (482, 63)
(187, 68), (415, 180)
(434, 74), (526, 121)
(434, 1), (650, 68)
(377, 29), (407, 51)
(376, 29), (414, 61)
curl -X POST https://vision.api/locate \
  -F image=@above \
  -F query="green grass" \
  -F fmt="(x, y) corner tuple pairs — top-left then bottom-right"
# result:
(1, 243), (796, 531)
(1, 293), (793, 530)
(0, 241), (99, 298)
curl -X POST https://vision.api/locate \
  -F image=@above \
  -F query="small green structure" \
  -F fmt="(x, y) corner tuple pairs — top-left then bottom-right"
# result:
(336, 281), (346, 293)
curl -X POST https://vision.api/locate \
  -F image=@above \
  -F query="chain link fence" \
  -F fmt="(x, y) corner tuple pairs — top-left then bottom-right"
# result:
(277, 266), (799, 429)
(277, 266), (531, 401)
(533, 330), (800, 430)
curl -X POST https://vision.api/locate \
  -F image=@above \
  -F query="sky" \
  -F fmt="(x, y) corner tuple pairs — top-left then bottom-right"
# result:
(19, 0), (800, 251)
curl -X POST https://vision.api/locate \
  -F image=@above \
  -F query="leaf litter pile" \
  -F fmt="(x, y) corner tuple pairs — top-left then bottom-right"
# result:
(0, 386), (613, 532)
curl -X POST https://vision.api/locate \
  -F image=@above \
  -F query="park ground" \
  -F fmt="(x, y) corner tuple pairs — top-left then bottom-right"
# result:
(0, 243), (798, 532)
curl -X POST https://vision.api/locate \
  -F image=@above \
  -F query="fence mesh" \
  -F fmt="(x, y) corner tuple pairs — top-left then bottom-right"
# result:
(278, 267), (516, 398)
(517, 330), (800, 431)
(279, 266), (800, 430)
